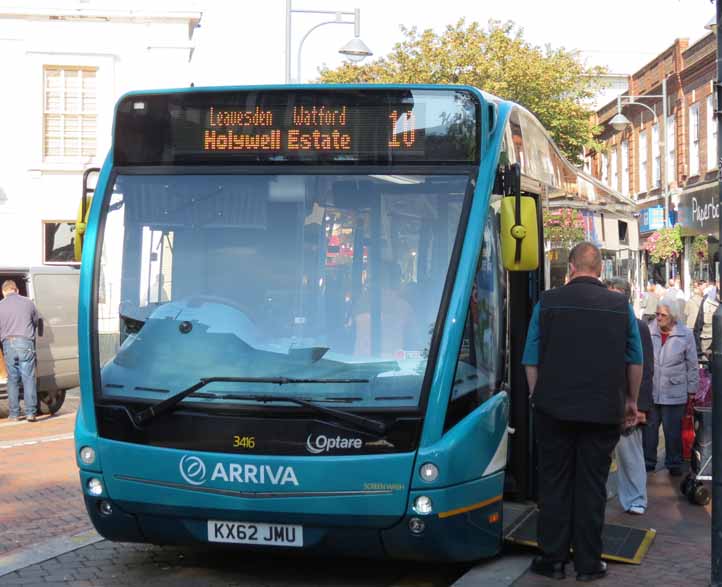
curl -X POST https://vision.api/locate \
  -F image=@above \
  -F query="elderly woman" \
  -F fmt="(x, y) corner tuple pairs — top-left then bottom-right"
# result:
(643, 295), (699, 476)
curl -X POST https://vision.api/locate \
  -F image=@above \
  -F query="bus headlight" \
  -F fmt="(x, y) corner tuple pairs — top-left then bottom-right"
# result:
(87, 477), (103, 496)
(408, 517), (425, 534)
(413, 495), (433, 515)
(79, 446), (96, 465)
(419, 463), (439, 482)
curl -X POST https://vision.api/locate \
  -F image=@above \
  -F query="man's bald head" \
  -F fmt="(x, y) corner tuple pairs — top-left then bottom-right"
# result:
(568, 242), (602, 278)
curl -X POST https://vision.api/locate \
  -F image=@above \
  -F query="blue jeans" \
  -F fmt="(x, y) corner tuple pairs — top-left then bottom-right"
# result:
(3, 338), (37, 418)
(615, 427), (647, 511)
(643, 403), (686, 469)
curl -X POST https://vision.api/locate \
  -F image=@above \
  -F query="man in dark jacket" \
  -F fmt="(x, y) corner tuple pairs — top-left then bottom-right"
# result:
(607, 277), (653, 514)
(522, 243), (642, 582)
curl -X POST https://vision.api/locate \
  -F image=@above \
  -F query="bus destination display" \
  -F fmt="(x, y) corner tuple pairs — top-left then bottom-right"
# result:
(202, 104), (421, 155)
(114, 89), (479, 165)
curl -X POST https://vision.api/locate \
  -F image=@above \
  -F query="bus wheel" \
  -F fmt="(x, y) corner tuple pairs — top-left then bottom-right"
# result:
(39, 389), (66, 415)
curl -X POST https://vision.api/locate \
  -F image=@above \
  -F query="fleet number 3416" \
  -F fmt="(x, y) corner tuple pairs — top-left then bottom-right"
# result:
(233, 435), (256, 449)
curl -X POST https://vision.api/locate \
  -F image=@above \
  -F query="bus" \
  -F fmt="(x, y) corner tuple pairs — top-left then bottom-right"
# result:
(74, 85), (636, 561)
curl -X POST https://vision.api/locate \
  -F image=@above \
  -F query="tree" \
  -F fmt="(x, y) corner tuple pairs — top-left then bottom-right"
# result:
(318, 19), (606, 163)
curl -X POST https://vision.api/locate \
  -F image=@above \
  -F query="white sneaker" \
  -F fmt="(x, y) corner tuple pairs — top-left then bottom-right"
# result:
(628, 505), (645, 515)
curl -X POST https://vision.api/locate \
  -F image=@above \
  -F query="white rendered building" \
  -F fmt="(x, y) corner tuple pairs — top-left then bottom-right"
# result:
(0, 2), (201, 267)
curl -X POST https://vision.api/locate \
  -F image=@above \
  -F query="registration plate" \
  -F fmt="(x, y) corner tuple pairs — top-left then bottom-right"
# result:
(207, 520), (303, 547)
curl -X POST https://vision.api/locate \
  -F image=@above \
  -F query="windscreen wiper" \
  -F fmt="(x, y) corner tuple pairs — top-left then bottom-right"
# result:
(132, 376), (376, 430)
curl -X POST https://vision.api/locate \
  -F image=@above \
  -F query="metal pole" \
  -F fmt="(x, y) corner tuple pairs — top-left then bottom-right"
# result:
(284, 0), (292, 83)
(712, 2), (722, 586)
(662, 77), (668, 227)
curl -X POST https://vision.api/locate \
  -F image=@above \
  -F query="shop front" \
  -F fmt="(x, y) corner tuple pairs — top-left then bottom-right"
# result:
(676, 182), (720, 287)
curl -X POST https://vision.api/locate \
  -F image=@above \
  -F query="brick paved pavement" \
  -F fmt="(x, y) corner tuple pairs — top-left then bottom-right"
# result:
(1, 540), (470, 587)
(0, 398), (91, 558)
(512, 468), (711, 586)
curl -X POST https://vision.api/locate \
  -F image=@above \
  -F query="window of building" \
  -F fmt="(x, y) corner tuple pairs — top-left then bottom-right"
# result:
(621, 140), (629, 195)
(639, 129), (648, 194)
(444, 211), (505, 432)
(708, 94), (717, 171)
(611, 147), (618, 191)
(43, 221), (79, 264)
(666, 114), (675, 185)
(601, 152), (608, 185)
(652, 123), (660, 187)
(689, 103), (700, 176)
(43, 66), (97, 160)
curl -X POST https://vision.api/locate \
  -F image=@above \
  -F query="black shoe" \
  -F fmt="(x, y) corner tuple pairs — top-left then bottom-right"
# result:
(577, 561), (607, 582)
(669, 467), (683, 477)
(530, 556), (566, 580)
(645, 464), (656, 472)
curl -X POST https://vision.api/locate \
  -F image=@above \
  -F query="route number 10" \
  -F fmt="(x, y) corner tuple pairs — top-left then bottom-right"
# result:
(388, 110), (416, 148)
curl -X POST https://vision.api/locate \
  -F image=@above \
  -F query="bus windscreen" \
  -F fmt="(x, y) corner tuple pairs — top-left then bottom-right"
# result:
(113, 89), (479, 165)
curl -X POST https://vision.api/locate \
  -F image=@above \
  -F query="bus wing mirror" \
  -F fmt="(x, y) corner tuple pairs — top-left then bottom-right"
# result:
(498, 164), (539, 271)
(75, 167), (100, 262)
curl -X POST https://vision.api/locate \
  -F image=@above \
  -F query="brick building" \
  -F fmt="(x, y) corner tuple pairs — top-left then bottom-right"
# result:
(589, 30), (718, 291)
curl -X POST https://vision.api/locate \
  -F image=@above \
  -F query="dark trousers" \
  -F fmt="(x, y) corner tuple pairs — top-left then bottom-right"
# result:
(535, 410), (620, 573)
(643, 403), (686, 469)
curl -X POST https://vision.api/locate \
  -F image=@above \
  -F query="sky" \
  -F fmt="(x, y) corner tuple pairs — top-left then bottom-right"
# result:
(186, 0), (717, 86)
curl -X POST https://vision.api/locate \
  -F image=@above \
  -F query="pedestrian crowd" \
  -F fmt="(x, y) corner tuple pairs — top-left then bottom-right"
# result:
(525, 242), (713, 582)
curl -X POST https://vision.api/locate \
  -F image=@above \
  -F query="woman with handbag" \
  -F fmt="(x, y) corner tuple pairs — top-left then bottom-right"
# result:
(644, 295), (699, 476)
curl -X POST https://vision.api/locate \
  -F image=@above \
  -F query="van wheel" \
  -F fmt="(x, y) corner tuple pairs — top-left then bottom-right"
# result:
(38, 390), (66, 415)
(0, 398), (8, 418)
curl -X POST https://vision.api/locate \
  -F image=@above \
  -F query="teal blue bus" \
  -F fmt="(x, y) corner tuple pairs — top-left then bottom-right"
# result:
(74, 85), (635, 561)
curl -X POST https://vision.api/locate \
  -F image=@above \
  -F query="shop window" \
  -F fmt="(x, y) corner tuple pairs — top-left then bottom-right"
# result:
(444, 212), (505, 432)
(43, 221), (79, 265)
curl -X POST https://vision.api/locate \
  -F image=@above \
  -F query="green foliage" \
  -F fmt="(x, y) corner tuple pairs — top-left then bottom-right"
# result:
(318, 19), (607, 163)
(644, 226), (683, 263)
(543, 208), (586, 246)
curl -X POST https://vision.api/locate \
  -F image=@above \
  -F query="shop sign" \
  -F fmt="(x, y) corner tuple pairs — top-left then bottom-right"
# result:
(639, 206), (665, 233)
(677, 185), (720, 236)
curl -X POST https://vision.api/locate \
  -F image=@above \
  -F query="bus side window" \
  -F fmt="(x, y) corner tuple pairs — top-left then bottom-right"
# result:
(443, 212), (504, 432)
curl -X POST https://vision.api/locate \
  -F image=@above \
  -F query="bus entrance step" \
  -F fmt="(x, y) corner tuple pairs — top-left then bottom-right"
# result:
(503, 506), (656, 565)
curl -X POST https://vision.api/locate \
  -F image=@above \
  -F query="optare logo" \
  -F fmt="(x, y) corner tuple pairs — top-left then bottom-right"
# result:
(179, 455), (207, 486)
(306, 434), (363, 454)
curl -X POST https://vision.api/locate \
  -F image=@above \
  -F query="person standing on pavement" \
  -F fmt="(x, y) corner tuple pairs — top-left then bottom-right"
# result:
(640, 281), (659, 323)
(644, 296), (698, 476)
(607, 277), (653, 515)
(523, 243), (642, 582)
(686, 281), (705, 331)
(0, 280), (40, 422)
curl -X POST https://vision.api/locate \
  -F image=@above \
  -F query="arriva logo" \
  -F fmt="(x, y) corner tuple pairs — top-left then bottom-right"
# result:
(179, 455), (207, 485)
(306, 434), (363, 454)
(178, 455), (299, 487)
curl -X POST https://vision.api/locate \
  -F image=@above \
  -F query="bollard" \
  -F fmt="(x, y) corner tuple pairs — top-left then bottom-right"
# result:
(713, 306), (722, 586)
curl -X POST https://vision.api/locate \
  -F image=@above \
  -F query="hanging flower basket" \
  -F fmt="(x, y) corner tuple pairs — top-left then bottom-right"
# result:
(644, 225), (683, 263)
(692, 235), (709, 261)
(543, 208), (585, 246)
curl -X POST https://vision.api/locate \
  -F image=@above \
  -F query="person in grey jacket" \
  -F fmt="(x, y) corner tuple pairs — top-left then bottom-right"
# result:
(643, 295), (699, 476)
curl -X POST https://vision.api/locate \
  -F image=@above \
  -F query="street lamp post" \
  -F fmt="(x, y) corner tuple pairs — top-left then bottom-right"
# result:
(610, 78), (670, 282)
(610, 78), (669, 226)
(284, 0), (372, 83)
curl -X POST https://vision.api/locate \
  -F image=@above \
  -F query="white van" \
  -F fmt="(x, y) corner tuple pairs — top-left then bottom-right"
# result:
(0, 266), (79, 417)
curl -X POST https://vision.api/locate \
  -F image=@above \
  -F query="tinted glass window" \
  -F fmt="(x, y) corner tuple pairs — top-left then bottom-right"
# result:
(444, 211), (505, 431)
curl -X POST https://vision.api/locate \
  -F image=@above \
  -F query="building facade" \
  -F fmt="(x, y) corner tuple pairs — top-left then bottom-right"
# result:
(589, 31), (719, 291)
(0, 4), (201, 267)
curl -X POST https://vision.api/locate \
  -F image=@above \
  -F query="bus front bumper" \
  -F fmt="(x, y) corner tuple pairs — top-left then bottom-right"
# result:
(80, 471), (504, 562)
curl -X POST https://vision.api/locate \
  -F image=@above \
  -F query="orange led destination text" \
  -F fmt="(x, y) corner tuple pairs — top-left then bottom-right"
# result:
(201, 104), (416, 153)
